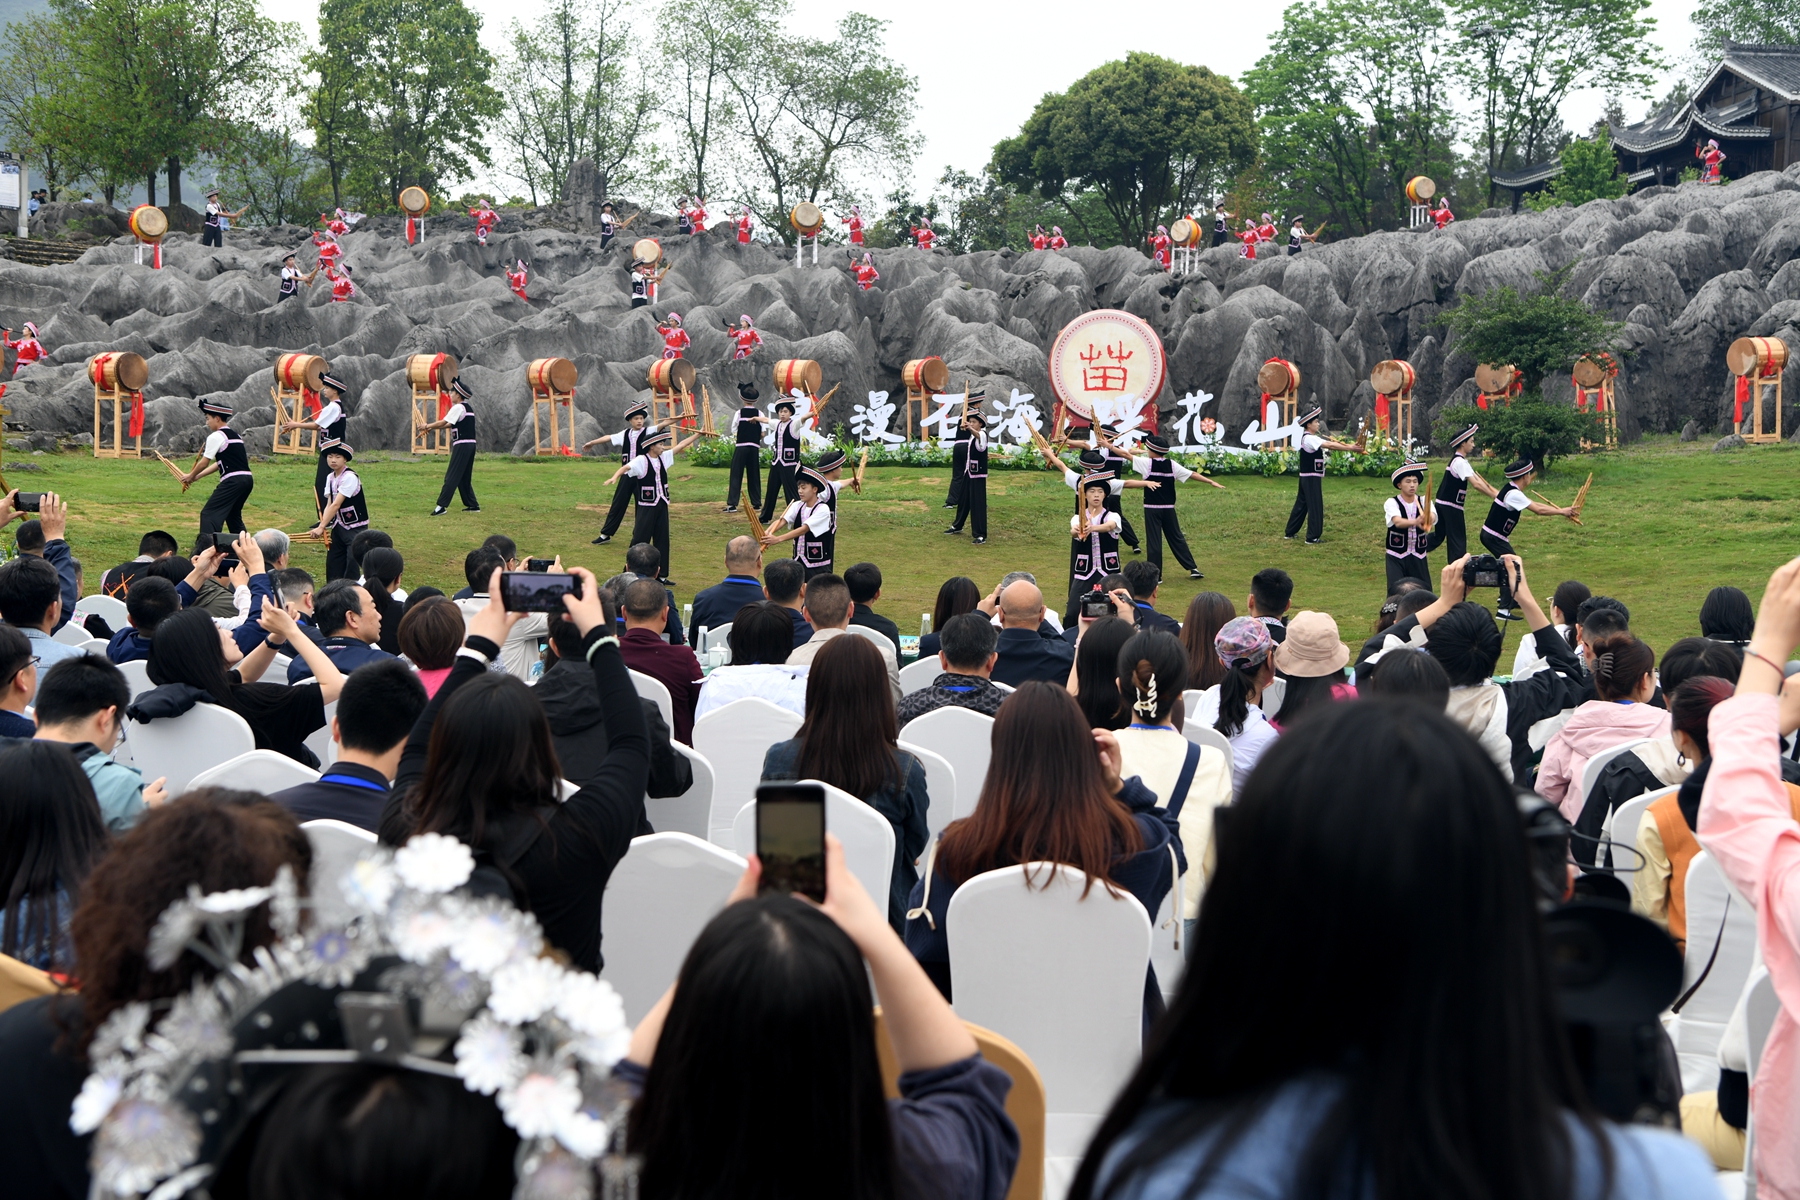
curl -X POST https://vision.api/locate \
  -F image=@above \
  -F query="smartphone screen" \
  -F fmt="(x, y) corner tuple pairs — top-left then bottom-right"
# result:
(499, 570), (579, 613)
(756, 783), (826, 902)
(525, 558), (555, 573)
(213, 532), (238, 550)
(15, 492), (43, 513)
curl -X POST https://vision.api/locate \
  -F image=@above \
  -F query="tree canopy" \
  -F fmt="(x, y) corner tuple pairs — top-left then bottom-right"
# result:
(1434, 265), (1623, 391)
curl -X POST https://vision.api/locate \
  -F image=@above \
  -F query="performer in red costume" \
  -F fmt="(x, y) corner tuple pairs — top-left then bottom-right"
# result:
(506, 259), (529, 300)
(469, 200), (499, 245)
(1697, 138), (1726, 183)
(1030, 225), (1049, 250)
(842, 205), (865, 246)
(852, 251), (880, 290)
(1238, 219), (1259, 259)
(736, 205), (753, 244)
(323, 213), (349, 237)
(1432, 198), (1455, 230)
(727, 314), (763, 360)
(659, 312), (691, 359)
(912, 218), (936, 249)
(1256, 212), (1278, 244)
(328, 264), (357, 303)
(687, 197), (708, 231)
(1049, 226), (1068, 250)
(4, 321), (44, 374)
(1147, 225), (1172, 269)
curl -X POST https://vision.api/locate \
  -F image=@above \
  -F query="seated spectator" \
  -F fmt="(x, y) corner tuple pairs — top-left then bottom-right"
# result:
(147, 606), (344, 765)
(788, 573), (900, 705)
(287, 579), (393, 683)
(1247, 566), (1292, 643)
(906, 681), (1183, 1024)
(31, 656), (166, 830)
(1538, 633), (1667, 821)
(623, 840), (1019, 1200)
(98, 528), (178, 596)
(0, 552), (81, 678)
(453, 549), (546, 679)
(380, 568), (649, 973)
(185, 533), (247, 619)
(626, 543), (686, 643)
(401, 584), (444, 615)
(763, 634), (929, 928)
(360, 547), (406, 656)
(1350, 587), (1438, 686)
(694, 601), (810, 720)
(763, 557), (813, 648)
(990, 579), (1074, 687)
(396, 595), (464, 697)
(1269, 611), (1353, 728)
(268, 659), (428, 831)
(1419, 600), (1514, 778)
(1121, 560), (1180, 635)
(1512, 578), (1589, 677)
(1574, 596), (1630, 668)
(179, 535), (278, 656)
(0, 791), (313, 1196)
(1179, 591), (1234, 691)
(845, 561), (902, 657)
(451, 534), (516, 600)
(619, 577), (704, 743)
(540, 612), (692, 798)
(690, 535), (766, 633)
(918, 574), (980, 659)
(1209, 617), (1283, 794)
(1364, 647), (1451, 708)
(897, 612), (1005, 727)
(265, 567), (324, 651)
(0, 741), (107, 973)
(1071, 614), (1136, 730)
(1700, 584), (1755, 648)
(253, 527), (291, 571)
(350, 529), (399, 597)
(13, 517), (44, 556)
(1073, 698), (1716, 1200)
(105, 575), (180, 664)
(145, 554), (194, 587)
(0, 625), (35, 737)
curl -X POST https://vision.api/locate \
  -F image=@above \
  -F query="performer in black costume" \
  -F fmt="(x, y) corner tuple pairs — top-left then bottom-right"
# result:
(278, 371), (352, 513)
(942, 387), (983, 509)
(1478, 459), (1574, 620)
(1383, 462), (1430, 594)
(608, 427), (700, 582)
(1123, 432), (1209, 579)
(1066, 471), (1123, 621)
(758, 398), (802, 523)
(1422, 422), (1497, 566)
(763, 464), (838, 580)
(308, 439), (370, 582)
(1282, 407), (1358, 544)
(585, 402), (657, 544)
(422, 378), (480, 515)
(724, 382), (769, 513)
(185, 399), (255, 539)
(1091, 424), (1141, 552)
(943, 410), (988, 544)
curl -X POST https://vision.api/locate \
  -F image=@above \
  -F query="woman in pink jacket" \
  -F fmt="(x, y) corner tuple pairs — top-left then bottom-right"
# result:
(1699, 555), (1800, 1196)
(1538, 633), (1668, 821)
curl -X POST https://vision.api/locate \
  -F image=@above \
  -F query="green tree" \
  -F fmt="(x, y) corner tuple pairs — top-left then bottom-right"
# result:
(657, 0), (758, 199)
(1522, 135), (1629, 210)
(1690, 0), (1800, 56)
(35, 0), (175, 205)
(1432, 397), (1596, 465)
(214, 121), (330, 225)
(1242, 0), (1457, 237)
(1433, 265), (1623, 391)
(991, 52), (1256, 248)
(0, 14), (95, 200)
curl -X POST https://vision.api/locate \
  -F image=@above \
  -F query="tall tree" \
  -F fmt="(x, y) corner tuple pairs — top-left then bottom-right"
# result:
(1452, 0), (1663, 205)
(991, 52), (1256, 248)
(657, 0), (760, 199)
(1243, 0), (1457, 238)
(214, 120), (328, 225)
(0, 14), (94, 199)
(1690, 0), (1800, 56)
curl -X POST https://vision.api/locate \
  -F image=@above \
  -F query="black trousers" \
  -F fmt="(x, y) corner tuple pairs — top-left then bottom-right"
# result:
(945, 442), (968, 508)
(632, 503), (671, 578)
(201, 225), (222, 247)
(1479, 530), (1517, 611)
(1423, 505), (1467, 564)
(727, 445), (762, 509)
(952, 477), (986, 538)
(325, 532), (355, 582)
(1106, 495), (1138, 549)
(1385, 554), (1428, 594)
(435, 443), (479, 509)
(1211, 229), (1227, 247)
(600, 474), (636, 537)
(313, 453), (332, 514)
(199, 475), (253, 539)
(1284, 476), (1323, 542)
(760, 463), (797, 522)
(1143, 507), (1196, 572)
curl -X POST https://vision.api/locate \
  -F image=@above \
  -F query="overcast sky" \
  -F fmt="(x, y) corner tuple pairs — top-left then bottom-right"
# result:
(262, 0), (1703, 203)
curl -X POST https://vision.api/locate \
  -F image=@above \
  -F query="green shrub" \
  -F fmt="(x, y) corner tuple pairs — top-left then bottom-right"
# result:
(1432, 396), (1599, 467)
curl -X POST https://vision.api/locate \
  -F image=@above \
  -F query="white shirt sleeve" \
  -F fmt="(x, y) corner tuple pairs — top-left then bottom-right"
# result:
(826, 478), (848, 496)
(1384, 497), (1403, 527)
(1448, 456), (1473, 481)
(1301, 434), (1323, 452)
(1062, 467), (1080, 490)
(334, 471), (361, 499)
(658, 449), (675, 468)
(1167, 460), (1194, 482)
(608, 429), (629, 446)
(444, 403), (467, 425)
(626, 455), (649, 479)
(782, 500), (803, 525)
(1503, 489), (1532, 513)
(1095, 511), (1122, 532)
(1131, 456), (1152, 477)
(202, 430), (228, 459)
(801, 504), (832, 535)
(315, 401), (343, 427)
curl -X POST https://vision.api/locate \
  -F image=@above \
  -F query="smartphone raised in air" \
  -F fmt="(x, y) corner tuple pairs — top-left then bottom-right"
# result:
(755, 782), (826, 902)
(499, 570), (580, 613)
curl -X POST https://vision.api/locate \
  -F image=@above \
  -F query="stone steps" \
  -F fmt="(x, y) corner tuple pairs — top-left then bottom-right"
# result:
(5, 238), (92, 267)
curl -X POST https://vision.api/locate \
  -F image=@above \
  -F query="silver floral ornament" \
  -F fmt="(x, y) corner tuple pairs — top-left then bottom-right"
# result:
(91, 1096), (202, 1196)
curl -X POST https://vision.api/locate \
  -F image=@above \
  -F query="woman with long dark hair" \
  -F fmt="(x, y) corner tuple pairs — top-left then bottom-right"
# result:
(1071, 700), (1715, 1200)
(906, 681), (1183, 1021)
(379, 567), (648, 974)
(1070, 615), (1136, 729)
(1179, 592), (1234, 691)
(1209, 617), (1282, 794)
(1538, 633), (1667, 821)
(762, 634), (929, 929)
(1269, 612), (1353, 728)
(0, 742), (108, 974)
(146, 604), (345, 764)
(919, 575), (981, 658)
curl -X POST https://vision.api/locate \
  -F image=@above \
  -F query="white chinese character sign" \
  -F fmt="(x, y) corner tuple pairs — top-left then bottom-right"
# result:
(1048, 310), (1167, 435)
(851, 391), (903, 444)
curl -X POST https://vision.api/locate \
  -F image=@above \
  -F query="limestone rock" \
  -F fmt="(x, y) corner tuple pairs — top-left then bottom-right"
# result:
(1713, 433), (1748, 451)
(1681, 419), (1699, 441)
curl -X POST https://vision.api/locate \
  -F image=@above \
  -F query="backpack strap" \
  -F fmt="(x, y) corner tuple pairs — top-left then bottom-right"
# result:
(1671, 892), (1731, 1014)
(1165, 740), (1204, 819)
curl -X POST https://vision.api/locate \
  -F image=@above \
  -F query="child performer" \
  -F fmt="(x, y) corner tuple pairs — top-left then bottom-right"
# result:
(758, 398), (803, 523)
(584, 402), (657, 544)
(942, 387), (984, 509)
(1423, 422), (1497, 565)
(607, 428), (700, 583)
(1092, 423), (1142, 554)
(1282, 407), (1359, 544)
(1032, 442), (1161, 515)
(1127, 432), (1215, 579)
(600, 201), (617, 248)
(1212, 201), (1234, 247)
(4, 321), (45, 374)
(726, 314), (763, 360)
(186, 399), (255, 538)
(278, 370), (352, 513)
(763, 464), (838, 579)
(725, 382), (768, 514)
(1067, 472), (1123, 619)
(1478, 459), (1575, 620)
(276, 253), (316, 302)
(421, 378), (480, 516)
(1384, 463), (1430, 593)
(308, 439), (369, 581)
(943, 410), (988, 544)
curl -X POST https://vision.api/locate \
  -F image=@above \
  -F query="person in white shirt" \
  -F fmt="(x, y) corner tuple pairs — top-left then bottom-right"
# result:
(1477, 459), (1574, 621)
(276, 251), (316, 303)
(184, 399), (255, 539)
(605, 428), (699, 582)
(308, 440), (369, 582)
(1423, 423), (1498, 566)
(1206, 616), (1282, 796)
(419, 378), (481, 516)
(784, 573), (901, 705)
(1282, 407), (1358, 544)
(1383, 462), (1430, 594)
(762, 465), (837, 579)
(694, 600), (811, 721)
(279, 371), (352, 512)
(1118, 430), (1222, 581)
(583, 402), (659, 544)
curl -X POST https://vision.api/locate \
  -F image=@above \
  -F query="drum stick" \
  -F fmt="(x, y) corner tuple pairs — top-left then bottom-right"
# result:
(1529, 489), (1585, 526)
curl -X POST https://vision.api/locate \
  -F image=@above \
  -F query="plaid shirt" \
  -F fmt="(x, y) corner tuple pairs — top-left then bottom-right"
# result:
(897, 673), (1008, 728)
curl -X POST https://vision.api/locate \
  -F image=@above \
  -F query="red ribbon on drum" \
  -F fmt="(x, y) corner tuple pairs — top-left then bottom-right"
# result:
(1374, 392), (1390, 429)
(128, 391), (145, 438)
(1736, 374), (1749, 425)
(302, 386), (320, 416)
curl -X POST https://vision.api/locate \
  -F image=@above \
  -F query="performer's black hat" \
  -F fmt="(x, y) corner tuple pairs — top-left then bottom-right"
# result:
(641, 429), (673, 451)
(965, 410), (987, 427)
(774, 398), (796, 415)
(319, 372), (347, 394)
(199, 398), (233, 418)
(1079, 471), (1112, 493)
(1145, 434), (1171, 454)
(450, 378), (473, 400)
(624, 401), (650, 421)
(966, 386), (987, 401)
(207, 188), (220, 198)
(1390, 462), (1426, 487)
(797, 464), (831, 493)
(602, 202), (614, 211)
(738, 382), (760, 402)
(1297, 406), (1323, 426)
(282, 252), (296, 264)
(1448, 422), (1478, 450)
(1504, 458), (1536, 480)
(320, 438), (353, 462)
(1078, 448), (1106, 469)
(816, 448), (848, 473)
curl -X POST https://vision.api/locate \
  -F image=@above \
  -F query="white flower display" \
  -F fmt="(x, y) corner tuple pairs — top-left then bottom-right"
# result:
(555, 1109), (610, 1158)
(302, 926), (371, 988)
(88, 1001), (150, 1065)
(487, 956), (568, 1025)
(454, 1013), (527, 1095)
(150, 989), (234, 1061)
(68, 1073), (121, 1135)
(144, 901), (203, 972)
(553, 973), (627, 1042)
(498, 1066), (583, 1139)
(192, 886), (273, 915)
(341, 855), (398, 912)
(391, 896), (460, 964)
(393, 833), (476, 894)
(91, 1096), (201, 1197)
(449, 898), (543, 974)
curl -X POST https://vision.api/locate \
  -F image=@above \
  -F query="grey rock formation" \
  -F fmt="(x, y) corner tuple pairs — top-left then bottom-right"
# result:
(1713, 433), (1748, 451)
(562, 159), (608, 231)
(1681, 419), (1699, 442)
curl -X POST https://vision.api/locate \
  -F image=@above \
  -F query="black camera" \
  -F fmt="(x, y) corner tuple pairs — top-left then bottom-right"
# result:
(14, 492), (42, 513)
(1464, 553), (1504, 589)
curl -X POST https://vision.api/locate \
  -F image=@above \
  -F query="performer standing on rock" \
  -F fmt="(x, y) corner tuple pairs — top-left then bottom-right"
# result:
(1432, 199), (1454, 231)
(1423, 423), (1497, 565)
(726, 314), (763, 360)
(759, 398), (803, 524)
(4, 321), (45, 375)
(1049, 227), (1068, 250)
(736, 205), (753, 244)
(277, 253), (316, 302)
(1287, 216), (1313, 255)
(201, 190), (247, 249)
(944, 410), (989, 544)
(600, 202), (617, 248)
(328, 264), (357, 303)
(608, 427), (699, 583)
(1384, 462), (1431, 593)
(1257, 212), (1278, 245)
(1067, 472), (1123, 618)
(842, 205), (865, 247)
(687, 197), (708, 232)
(1697, 139), (1726, 183)
(659, 312), (690, 359)
(852, 251), (880, 291)
(422, 378), (481, 516)
(725, 382), (768, 514)
(1478, 459), (1574, 620)
(1147, 225), (1172, 269)
(1030, 226), (1049, 251)
(187, 400), (255, 538)
(1238, 219), (1260, 259)
(278, 371), (352, 512)
(469, 199), (499, 245)
(584, 401), (657, 544)
(506, 260), (529, 301)
(912, 218), (936, 250)
(1212, 201), (1234, 247)
(308, 439), (369, 582)
(1282, 406), (1359, 545)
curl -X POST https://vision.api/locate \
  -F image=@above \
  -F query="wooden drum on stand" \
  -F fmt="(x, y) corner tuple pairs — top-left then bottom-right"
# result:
(789, 203), (824, 238)
(88, 352), (148, 391)
(274, 352), (326, 393)
(528, 357), (578, 394)
(902, 357), (948, 395)
(1728, 336), (1788, 377)
(1257, 358), (1302, 399)
(406, 353), (459, 390)
(1170, 217), (1202, 248)
(1405, 177), (1436, 204)
(398, 187), (431, 218)
(1474, 363), (1521, 395)
(773, 358), (822, 397)
(632, 238), (663, 267)
(1370, 359), (1415, 396)
(128, 205), (167, 244)
(648, 358), (696, 395)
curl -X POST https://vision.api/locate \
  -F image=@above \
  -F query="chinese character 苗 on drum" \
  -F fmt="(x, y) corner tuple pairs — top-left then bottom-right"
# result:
(1048, 310), (1167, 437)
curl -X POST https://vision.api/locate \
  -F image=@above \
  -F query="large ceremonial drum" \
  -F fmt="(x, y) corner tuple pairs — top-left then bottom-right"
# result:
(1571, 356), (1618, 387)
(1257, 358), (1301, 398)
(398, 187), (431, 217)
(1169, 217), (1201, 248)
(87, 352), (148, 391)
(1405, 177), (1436, 203)
(528, 357), (578, 394)
(1370, 359), (1415, 395)
(648, 358), (696, 395)
(789, 203), (824, 236)
(128, 205), (167, 244)
(1727, 336), (1788, 377)
(406, 353), (458, 390)
(273, 352), (326, 393)
(631, 238), (662, 267)
(773, 358), (823, 396)
(902, 357), (948, 394)
(1474, 363), (1520, 394)
(1049, 310), (1168, 412)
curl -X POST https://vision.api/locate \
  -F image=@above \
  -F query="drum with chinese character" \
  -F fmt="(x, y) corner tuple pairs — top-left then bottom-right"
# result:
(1049, 310), (1167, 432)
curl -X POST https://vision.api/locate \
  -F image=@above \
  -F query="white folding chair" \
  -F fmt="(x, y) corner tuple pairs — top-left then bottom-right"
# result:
(947, 864), (1152, 1197)
(899, 656), (941, 695)
(302, 818), (378, 928)
(1670, 851), (1759, 1094)
(694, 697), (803, 846)
(903, 707), (993, 820)
(1577, 738), (1653, 813)
(732, 781), (897, 919)
(1601, 785), (1674, 874)
(74, 638), (109, 656)
(600, 833), (746, 1024)
(1181, 686), (1219, 730)
(1180, 723), (1235, 783)
(77, 594), (129, 627)
(989, 680), (1014, 694)
(122, 703), (256, 795)
(698, 622), (732, 655)
(52, 622), (88, 646)
(186, 749), (321, 797)
(896, 739), (958, 840)
(630, 669), (676, 731)
(1259, 677), (1286, 717)
(646, 742), (714, 839)
(116, 659), (152, 698)
(302, 698), (339, 769)
(844, 624), (892, 651)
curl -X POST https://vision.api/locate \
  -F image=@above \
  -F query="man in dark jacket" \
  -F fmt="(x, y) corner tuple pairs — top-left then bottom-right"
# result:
(268, 660), (426, 831)
(989, 579), (1074, 687)
(691, 536), (768, 633)
(763, 558), (813, 649)
(845, 561), (903, 657)
(540, 613), (693, 799)
(1121, 561), (1181, 636)
(106, 576), (181, 664)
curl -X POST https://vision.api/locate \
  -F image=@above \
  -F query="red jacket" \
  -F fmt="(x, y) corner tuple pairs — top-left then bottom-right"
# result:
(662, 327), (691, 356)
(619, 627), (702, 743)
(736, 215), (752, 244)
(843, 215), (864, 244)
(5, 334), (43, 366)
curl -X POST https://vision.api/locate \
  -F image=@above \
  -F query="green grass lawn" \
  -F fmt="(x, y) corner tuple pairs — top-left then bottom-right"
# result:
(13, 436), (1798, 654)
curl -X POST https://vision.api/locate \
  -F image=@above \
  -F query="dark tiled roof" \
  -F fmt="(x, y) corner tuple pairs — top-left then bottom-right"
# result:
(1490, 159), (1565, 188)
(1710, 42), (1800, 101)
(1610, 94), (1770, 155)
